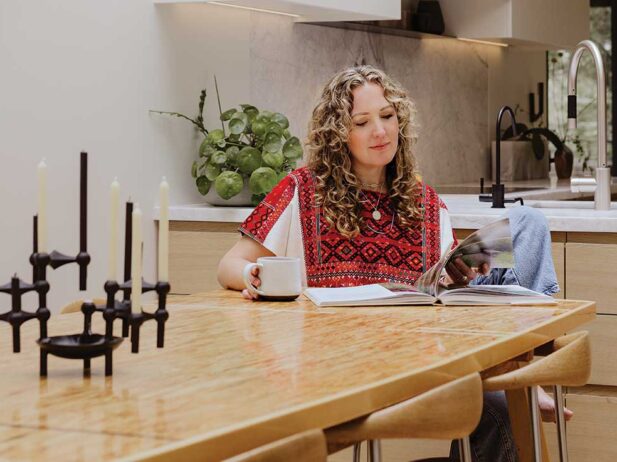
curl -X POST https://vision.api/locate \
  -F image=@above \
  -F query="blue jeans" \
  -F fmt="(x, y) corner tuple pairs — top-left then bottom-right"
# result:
(450, 206), (559, 462)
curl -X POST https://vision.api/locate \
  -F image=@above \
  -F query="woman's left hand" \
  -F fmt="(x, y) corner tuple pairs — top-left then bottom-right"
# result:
(445, 257), (490, 286)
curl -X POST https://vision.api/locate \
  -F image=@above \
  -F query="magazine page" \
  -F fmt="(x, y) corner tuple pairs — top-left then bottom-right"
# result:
(415, 217), (514, 296)
(303, 284), (436, 307)
(437, 285), (557, 306)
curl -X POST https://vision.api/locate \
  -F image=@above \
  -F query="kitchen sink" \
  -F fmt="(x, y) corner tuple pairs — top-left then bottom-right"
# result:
(529, 200), (617, 210)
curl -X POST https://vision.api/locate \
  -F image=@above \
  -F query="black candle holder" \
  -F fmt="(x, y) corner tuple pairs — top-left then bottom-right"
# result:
(0, 253), (50, 352)
(96, 279), (170, 353)
(37, 301), (123, 377)
(2, 152), (170, 378)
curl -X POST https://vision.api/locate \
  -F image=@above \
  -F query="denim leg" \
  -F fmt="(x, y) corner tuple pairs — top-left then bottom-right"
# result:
(451, 206), (556, 461)
(472, 205), (560, 295)
(449, 391), (519, 462)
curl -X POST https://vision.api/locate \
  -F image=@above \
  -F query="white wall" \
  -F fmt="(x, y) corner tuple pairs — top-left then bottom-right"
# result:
(0, 1), (250, 311)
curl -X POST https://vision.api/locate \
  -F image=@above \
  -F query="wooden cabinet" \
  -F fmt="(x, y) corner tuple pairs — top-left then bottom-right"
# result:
(565, 235), (617, 315)
(169, 221), (240, 294)
(551, 243), (565, 299)
(573, 315), (617, 386)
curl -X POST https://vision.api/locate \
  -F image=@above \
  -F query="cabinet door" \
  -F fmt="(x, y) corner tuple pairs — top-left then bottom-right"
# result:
(544, 389), (617, 462)
(572, 315), (617, 386)
(566, 242), (617, 315)
(169, 222), (240, 295)
(551, 242), (565, 299)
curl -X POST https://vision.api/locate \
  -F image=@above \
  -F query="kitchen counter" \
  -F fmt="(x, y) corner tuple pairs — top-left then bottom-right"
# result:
(160, 177), (617, 232)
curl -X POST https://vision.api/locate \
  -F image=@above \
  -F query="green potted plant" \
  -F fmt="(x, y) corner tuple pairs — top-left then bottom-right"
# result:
(151, 86), (303, 206)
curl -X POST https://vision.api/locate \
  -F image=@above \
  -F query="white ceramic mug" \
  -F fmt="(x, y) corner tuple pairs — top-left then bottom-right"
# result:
(242, 257), (302, 300)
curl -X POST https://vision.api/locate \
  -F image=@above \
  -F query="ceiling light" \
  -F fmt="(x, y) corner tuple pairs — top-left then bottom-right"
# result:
(208, 2), (300, 18)
(457, 37), (509, 48)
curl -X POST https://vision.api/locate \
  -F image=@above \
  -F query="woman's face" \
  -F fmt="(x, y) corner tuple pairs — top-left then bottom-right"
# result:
(347, 82), (399, 174)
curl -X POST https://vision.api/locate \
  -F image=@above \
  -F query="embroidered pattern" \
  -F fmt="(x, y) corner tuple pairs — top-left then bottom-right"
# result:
(240, 167), (444, 288)
(239, 175), (295, 243)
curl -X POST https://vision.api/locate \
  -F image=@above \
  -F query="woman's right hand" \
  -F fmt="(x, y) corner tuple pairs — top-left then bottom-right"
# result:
(242, 265), (261, 300)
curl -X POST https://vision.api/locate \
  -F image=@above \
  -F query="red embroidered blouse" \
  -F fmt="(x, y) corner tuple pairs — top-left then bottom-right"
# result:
(239, 167), (453, 287)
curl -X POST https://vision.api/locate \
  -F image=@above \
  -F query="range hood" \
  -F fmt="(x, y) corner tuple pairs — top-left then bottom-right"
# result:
(154, 0), (401, 22)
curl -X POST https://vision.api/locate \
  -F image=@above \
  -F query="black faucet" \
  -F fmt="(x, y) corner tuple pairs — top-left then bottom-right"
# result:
(479, 105), (524, 208)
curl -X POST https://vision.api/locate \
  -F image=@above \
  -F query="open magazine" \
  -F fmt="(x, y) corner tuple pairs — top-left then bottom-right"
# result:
(304, 218), (557, 307)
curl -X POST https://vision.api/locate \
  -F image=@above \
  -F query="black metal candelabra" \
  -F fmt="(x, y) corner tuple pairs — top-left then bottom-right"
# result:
(97, 278), (170, 354)
(0, 151), (169, 377)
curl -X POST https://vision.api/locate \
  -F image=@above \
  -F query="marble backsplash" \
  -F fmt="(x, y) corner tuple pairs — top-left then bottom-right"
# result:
(248, 14), (490, 186)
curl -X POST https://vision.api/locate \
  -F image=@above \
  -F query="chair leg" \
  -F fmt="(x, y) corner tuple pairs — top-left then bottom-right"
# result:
(554, 385), (569, 462)
(353, 442), (361, 462)
(368, 439), (381, 462)
(460, 437), (472, 462)
(529, 386), (543, 462)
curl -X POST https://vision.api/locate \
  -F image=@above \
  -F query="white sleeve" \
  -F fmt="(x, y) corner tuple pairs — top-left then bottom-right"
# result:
(440, 207), (454, 259)
(261, 188), (307, 287)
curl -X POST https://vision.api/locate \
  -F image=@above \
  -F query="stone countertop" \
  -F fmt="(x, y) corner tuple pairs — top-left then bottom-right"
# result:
(159, 178), (617, 232)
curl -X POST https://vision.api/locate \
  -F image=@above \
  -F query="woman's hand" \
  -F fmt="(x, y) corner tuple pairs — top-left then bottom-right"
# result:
(241, 265), (261, 300)
(444, 257), (490, 287)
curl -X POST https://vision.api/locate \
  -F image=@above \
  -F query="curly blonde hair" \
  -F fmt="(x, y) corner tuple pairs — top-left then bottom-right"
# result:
(306, 65), (422, 239)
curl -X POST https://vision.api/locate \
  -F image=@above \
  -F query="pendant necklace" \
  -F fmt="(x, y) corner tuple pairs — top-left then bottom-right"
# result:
(359, 186), (396, 234)
(359, 187), (383, 221)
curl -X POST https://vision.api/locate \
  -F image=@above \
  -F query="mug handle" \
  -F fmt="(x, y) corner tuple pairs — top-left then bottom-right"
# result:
(242, 262), (264, 297)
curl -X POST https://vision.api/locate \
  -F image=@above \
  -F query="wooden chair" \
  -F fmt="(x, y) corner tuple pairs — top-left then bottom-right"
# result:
(325, 373), (483, 462)
(225, 429), (327, 462)
(483, 331), (591, 462)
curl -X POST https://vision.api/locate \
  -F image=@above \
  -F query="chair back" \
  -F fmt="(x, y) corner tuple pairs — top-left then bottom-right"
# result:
(325, 373), (482, 444)
(483, 331), (591, 391)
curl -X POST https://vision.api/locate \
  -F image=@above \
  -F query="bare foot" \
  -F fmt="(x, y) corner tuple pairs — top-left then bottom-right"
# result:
(537, 386), (573, 422)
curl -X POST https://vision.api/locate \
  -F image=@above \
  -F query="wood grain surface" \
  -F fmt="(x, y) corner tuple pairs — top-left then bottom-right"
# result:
(0, 290), (595, 461)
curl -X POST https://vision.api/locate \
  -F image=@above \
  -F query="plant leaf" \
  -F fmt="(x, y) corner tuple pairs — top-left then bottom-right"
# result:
(207, 129), (225, 144)
(266, 122), (284, 137)
(205, 163), (221, 181)
(229, 112), (248, 135)
(242, 105), (259, 122)
(264, 132), (283, 153)
(196, 176), (212, 195)
(221, 108), (236, 121)
(237, 147), (262, 174)
(251, 119), (267, 136)
(282, 136), (303, 159)
(271, 112), (289, 129)
(212, 151), (228, 165)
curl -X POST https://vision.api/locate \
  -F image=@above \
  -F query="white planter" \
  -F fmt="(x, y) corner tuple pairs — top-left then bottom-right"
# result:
(203, 178), (253, 206)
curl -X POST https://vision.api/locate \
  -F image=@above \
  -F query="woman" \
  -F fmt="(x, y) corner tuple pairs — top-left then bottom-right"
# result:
(218, 65), (568, 461)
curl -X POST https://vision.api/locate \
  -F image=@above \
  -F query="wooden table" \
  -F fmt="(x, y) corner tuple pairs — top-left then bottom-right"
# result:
(0, 290), (595, 461)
